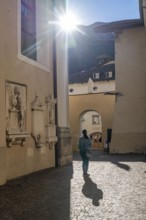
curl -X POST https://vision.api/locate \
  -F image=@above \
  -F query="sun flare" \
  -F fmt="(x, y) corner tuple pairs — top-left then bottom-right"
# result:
(58, 12), (80, 32)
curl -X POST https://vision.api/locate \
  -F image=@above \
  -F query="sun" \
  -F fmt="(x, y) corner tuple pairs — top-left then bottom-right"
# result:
(58, 12), (81, 32)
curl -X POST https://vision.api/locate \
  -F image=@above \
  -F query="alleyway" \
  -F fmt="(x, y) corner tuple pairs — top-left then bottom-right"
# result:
(0, 150), (146, 220)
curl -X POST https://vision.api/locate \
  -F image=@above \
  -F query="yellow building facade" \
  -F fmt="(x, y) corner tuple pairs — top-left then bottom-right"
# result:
(0, 0), (72, 186)
(69, 70), (115, 151)
(1, 0), (146, 187)
(69, 93), (115, 151)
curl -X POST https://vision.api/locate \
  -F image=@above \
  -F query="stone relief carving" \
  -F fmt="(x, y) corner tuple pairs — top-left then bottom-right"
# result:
(47, 95), (55, 124)
(31, 93), (45, 148)
(6, 82), (30, 147)
(6, 83), (26, 132)
(49, 105), (55, 124)
(31, 92), (44, 111)
(45, 95), (57, 149)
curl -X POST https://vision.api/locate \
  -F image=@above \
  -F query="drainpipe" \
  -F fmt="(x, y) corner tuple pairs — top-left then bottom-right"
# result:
(142, 0), (146, 27)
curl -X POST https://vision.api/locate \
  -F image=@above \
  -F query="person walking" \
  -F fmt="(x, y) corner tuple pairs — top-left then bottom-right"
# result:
(78, 129), (92, 176)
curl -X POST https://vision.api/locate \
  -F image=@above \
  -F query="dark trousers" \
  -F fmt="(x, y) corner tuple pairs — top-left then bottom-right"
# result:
(80, 152), (89, 174)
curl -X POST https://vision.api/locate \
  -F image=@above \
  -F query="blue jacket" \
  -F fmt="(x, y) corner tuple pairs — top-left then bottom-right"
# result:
(78, 137), (92, 154)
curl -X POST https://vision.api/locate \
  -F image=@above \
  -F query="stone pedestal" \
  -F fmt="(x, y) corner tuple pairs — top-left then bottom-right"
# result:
(55, 127), (72, 166)
(6, 131), (30, 147)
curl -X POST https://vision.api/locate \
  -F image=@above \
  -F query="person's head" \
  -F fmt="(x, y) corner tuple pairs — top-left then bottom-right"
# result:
(82, 129), (88, 139)
(82, 129), (87, 135)
(14, 86), (20, 95)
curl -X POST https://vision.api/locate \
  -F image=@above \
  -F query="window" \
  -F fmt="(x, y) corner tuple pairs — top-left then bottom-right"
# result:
(105, 71), (112, 78)
(93, 86), (98, 91)
(92, 115), (99, 124)
(18, 0), (51, 71)
(93, 72), (100, 79)
(69, 88), (74, 93)
(21, 0), (36, 60)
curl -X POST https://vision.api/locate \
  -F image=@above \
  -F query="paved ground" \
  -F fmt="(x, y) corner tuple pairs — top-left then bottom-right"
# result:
(0, 150), (146, 220)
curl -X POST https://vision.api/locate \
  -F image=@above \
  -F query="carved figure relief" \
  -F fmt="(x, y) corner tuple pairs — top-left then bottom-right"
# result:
(6, 82), (29, 147)
(49, 105), (55, 124)
(6, 82), (26, 133)
(45, 95), (57, 148)
(46, 95), (55, 124)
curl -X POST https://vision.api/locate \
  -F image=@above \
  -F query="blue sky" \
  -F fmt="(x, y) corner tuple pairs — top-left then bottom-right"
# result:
(68, 0), (140, 25)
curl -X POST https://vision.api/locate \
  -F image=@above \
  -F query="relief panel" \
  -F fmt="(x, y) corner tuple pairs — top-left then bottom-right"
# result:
(6, 82), (30, 147)
(45, 95), (58, 149)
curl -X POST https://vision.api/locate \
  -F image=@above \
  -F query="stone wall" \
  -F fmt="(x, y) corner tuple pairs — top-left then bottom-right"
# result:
(0, 0), (57, 185)
(110, 26), (146, 153)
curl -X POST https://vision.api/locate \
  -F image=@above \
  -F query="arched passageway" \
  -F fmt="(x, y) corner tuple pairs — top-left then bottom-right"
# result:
(80, 110), (103, 148)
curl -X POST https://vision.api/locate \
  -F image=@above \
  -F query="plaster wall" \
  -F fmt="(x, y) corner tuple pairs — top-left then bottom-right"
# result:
(0, 0), (55, 185)
(69, 94), (115, 151)
(110, 27), (146, 153)
(69, 80), (115, 96)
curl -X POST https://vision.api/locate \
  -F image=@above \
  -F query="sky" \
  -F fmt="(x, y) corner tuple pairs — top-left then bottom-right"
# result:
(68, 0), (140, 25)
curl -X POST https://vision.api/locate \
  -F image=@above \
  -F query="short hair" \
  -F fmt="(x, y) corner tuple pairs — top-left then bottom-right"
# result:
(82, 129), (87, 134)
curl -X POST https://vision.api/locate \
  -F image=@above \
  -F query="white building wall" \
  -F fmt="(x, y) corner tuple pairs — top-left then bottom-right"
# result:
(81, 111), (102, 135)
(69, 80), (115, 96)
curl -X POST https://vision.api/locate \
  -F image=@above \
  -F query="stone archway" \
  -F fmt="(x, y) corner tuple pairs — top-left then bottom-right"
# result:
(80, 110), (102, 148)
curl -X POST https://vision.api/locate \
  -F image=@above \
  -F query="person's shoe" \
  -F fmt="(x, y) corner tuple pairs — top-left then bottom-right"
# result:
(83, 173), (90, 176)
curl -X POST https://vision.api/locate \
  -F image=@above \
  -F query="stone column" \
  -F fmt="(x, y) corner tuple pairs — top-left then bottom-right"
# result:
(0, 73), (6, 185)
(54, 0), (72, 166)
(0, 5), (6, 185)
(143, 0), (146, 27)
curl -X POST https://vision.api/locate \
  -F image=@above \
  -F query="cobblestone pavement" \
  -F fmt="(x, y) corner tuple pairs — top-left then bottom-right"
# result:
(0, 150), (146, 220)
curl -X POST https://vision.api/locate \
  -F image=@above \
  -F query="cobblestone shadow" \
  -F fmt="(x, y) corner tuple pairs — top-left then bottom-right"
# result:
(0, 151), (145, 220)
(0, 165), (73, 220)
(82, 176), (103, 206)
(74, 149), (146, 163)
(111, 161), (131, 171)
